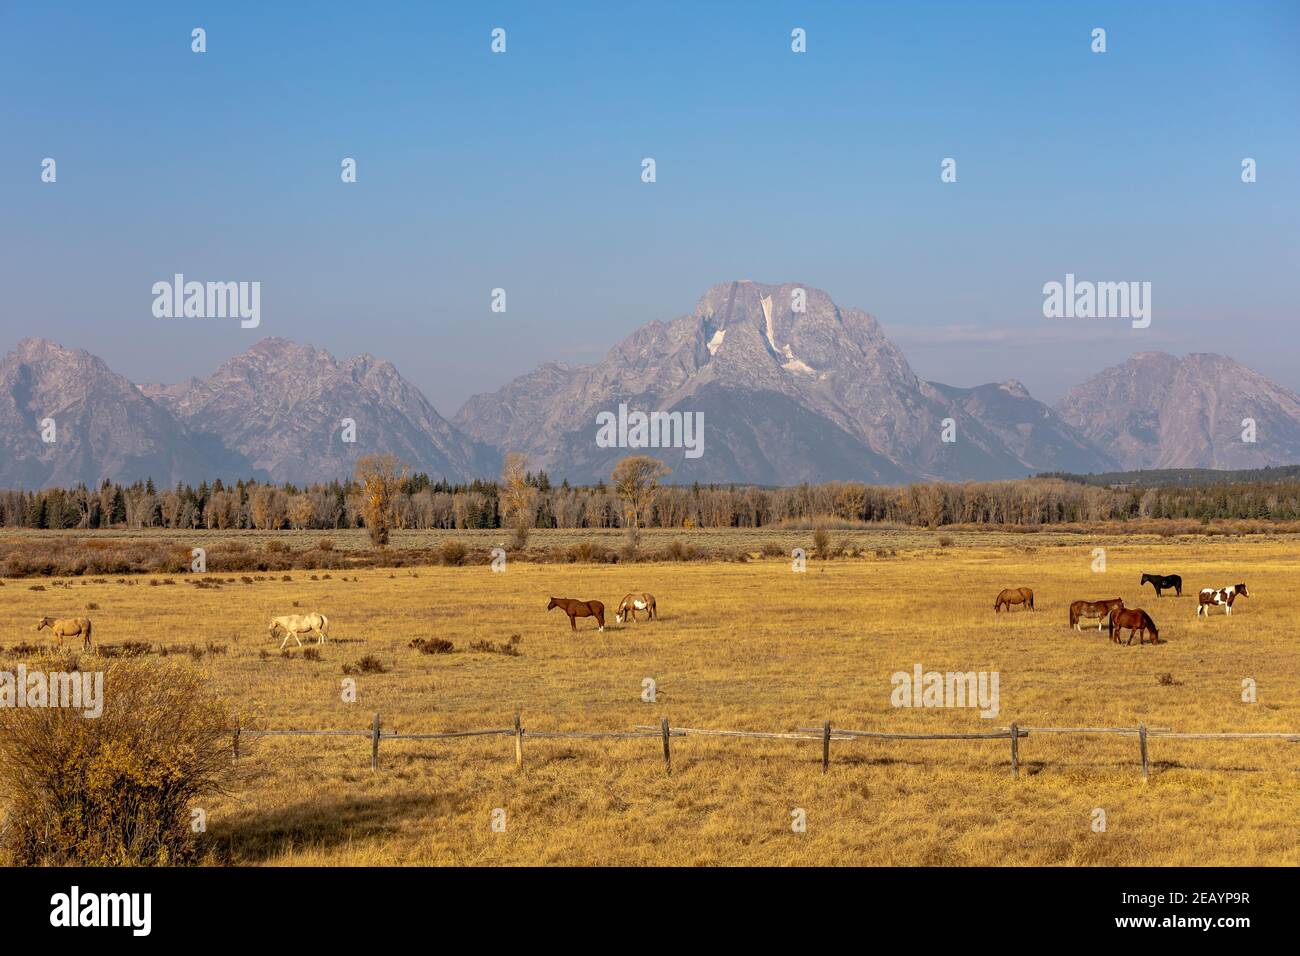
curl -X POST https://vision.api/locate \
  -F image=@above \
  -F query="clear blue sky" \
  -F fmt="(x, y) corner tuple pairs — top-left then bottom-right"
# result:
(2, 0), (1297, 411)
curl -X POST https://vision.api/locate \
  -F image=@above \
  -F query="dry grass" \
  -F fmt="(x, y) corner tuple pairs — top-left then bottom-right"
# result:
(1, 531), (1298, 866)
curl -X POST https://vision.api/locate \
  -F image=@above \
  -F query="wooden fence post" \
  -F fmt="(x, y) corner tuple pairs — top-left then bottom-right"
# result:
(661, 716), (672, 775)
(822, 721), (831, 774)
(1139, 723), (1149, 782)
(1009, 722), (1020, 779)
(371, 712), (381, 771)
(514, 708), (524, 769)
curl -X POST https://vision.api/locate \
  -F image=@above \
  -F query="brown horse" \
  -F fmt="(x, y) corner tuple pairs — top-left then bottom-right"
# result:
(1109, 607), (1159, 645)
(994, 587), (1035, 612)
(1069, 598), (1124, 632)
(547, 597), (605, 632)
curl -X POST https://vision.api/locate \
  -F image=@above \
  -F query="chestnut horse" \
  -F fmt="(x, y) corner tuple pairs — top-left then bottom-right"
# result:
(994, 587), (1035, 612)
(1109, 607), (1159, 645)
(547, 597), (605, 632)
(1069, 598), (1123, 632)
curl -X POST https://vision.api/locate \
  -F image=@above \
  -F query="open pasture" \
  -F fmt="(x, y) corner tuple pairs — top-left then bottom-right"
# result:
(1, 532), (1297, 865)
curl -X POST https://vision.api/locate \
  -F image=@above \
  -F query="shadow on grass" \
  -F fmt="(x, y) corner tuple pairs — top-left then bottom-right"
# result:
(210, 792), (456, 863)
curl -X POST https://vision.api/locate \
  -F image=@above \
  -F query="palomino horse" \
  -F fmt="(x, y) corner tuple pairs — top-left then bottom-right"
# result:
(547, 597), (605, 632)
(994, 587), (1035, 612)
(1069, 598), (1124, 632)
(269, 613), (329, 649)
(1140, 573), (1182, 597)
(1109, 607), (1159, 645)
(36, 616), (93, 650)
(1198, 584), (1248, 616)
(616, 593), (657, 624)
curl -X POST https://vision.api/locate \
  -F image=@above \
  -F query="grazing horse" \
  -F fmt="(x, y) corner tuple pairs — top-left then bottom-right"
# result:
(1109, 607), (1159, 645)
(994, 587), (1035, 612)
(1140, 572), (1182, 597)
(1198, 584), (1248, 617)
(1069, 598), (1124, 632)
(269, 612), (329, 649)
(547, 597), (605, 632)
(35, 616), (93, 650)
(616, 593), (657, 624)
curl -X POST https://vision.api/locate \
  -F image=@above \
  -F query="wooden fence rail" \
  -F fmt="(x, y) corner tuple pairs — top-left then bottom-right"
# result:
(229, 713), (1300, 780)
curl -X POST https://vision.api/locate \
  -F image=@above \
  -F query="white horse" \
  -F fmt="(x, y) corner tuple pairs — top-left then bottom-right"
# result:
(269, 613), (329, 648)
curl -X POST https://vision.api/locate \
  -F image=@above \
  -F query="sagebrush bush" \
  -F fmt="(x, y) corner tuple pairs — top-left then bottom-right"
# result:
(438, 540), (469, 566)
(0, 658), (237, 866)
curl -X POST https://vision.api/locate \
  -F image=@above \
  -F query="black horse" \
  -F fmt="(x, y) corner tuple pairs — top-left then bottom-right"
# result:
(1140, 572), (1182, 597)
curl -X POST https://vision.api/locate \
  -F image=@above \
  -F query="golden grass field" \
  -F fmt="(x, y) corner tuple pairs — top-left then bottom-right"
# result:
(2, 529), (1298, 866)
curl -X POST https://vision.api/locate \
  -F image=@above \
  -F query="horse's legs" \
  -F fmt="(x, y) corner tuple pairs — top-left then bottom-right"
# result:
(569, 614), (577, 631)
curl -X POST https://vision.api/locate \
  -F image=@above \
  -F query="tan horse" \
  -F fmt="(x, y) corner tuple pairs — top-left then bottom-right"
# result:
(994, 587), (1035, 612)
(36, 616), (93, 650)
(269, 613), (329, 649)
(616, 593), (657, 624)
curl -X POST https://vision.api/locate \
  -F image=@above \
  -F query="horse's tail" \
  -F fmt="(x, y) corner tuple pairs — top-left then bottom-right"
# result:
(83, 618), (92, 649)
(1108, 611), (1115, 640)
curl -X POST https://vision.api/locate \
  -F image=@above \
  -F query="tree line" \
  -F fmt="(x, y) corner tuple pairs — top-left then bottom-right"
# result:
(3, 456), (1300, 532)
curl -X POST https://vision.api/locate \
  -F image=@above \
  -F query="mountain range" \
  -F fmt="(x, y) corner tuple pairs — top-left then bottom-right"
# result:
(3, 280), (1298, 488)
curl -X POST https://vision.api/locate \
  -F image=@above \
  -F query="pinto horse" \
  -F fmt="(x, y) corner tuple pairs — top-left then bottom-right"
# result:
(1109, 607), (1159, 645)
(547, 597), (606, 632)
(1198, 584), (1248, 617)
(994, 587), (1035, 612)
(1140, 572), (1182, 597)
(615, 593), (657, 624)
(1069, 598), (1124, 632)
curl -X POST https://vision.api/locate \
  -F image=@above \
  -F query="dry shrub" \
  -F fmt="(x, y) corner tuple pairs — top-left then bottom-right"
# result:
(663, 541), (701, 562)
(409, 637), (455, 655)
(97, 641), (154, 658)
(468, 635), (521, 656)
(343, 655), (387, 674)
(812, 527), (831, 558)
(302, 647), (322, 662)
(0, 658), (237, 865)
(438, 540), (469, 566)
(317, 538), (335, 551)
(760, 541), (786, 557)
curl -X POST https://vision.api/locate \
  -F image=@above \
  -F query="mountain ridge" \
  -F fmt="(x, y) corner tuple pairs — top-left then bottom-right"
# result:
(3, 282), (1298, 488)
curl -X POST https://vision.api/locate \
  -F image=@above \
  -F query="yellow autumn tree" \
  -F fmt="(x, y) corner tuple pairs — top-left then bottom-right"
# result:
(354, 453), (407, 547)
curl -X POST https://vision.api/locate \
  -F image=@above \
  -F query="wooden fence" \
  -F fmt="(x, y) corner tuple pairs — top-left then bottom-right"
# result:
(229, 712), (1300, 781)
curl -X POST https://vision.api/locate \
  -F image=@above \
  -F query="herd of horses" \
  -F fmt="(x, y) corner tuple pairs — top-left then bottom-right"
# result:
(546, 593), (657, 632)
(25, 569), (1251, 654)
(994, 574), (1250, 646)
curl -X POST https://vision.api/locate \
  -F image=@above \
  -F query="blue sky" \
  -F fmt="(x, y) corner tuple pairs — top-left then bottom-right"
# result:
(2, 0), (1297, 411)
